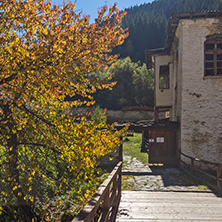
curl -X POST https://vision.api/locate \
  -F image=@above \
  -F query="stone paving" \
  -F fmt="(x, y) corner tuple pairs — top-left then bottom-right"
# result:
(122, 155), (211, 191)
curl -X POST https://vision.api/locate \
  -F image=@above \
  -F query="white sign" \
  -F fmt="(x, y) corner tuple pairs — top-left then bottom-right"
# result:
(156, 137), (164, 143)
(149, 139), (154, 143)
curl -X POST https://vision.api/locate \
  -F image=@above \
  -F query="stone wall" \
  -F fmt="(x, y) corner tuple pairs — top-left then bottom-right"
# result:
(107, 110), (154, 123)
(71, 107), (154, 123)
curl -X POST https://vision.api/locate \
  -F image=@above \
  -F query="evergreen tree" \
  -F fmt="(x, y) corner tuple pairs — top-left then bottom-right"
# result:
(113, 0), (222, 63)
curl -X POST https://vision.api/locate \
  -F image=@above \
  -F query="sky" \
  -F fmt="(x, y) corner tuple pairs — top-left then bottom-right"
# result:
(51, 0), (154, 23)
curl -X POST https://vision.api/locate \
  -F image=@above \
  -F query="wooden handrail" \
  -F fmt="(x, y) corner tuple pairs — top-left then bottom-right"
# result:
(180, 151), (221, 166)
(72, 161), (122, 222)
(179, 151), (222, 193)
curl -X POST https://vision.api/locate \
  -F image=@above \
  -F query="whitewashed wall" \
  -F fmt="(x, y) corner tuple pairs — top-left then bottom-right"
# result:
(179, 18), (222, 163)
(155, 55), (173, 107)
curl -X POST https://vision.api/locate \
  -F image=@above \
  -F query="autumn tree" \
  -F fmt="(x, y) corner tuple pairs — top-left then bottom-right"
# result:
(0, 0), (128, 221)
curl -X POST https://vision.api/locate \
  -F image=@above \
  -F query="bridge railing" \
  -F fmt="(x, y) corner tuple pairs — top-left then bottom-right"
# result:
(179, 151), (222, 194)
(72, 161), (122, 222)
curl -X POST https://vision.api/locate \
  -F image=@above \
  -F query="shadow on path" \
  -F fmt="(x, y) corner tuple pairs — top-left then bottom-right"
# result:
(122, 156), (213, 191)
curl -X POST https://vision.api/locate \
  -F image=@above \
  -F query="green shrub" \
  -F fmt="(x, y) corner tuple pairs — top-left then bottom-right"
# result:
(91, 106), (107, 125)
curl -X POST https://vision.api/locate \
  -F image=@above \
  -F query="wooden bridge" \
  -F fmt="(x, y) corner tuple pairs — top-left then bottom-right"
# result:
(117, 190), (222, 221)
(73, 150), (222, 222)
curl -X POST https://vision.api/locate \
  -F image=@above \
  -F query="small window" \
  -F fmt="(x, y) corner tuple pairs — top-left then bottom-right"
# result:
(206, 54), (213, 60)
(159, 65), (169, 89)
(206, 43), (214, 50)
(217, 54), (222, 60)
(205, 36), (222, 76)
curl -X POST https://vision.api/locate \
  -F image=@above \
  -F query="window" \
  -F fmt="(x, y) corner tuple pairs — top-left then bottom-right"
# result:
(159, 65), (169, 89)
(205, 35), (222, 76)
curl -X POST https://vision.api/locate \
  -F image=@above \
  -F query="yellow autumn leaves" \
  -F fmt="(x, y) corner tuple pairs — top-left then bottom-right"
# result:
(0, 0), (127, 220)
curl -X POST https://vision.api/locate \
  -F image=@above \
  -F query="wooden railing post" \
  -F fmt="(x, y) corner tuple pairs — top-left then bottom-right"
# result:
(103, 184), (110, 211)
(72, 162), (122, 222)
(112, 174), (117, 193)
(110, 166), (122, 222)
(119, 137), (123, 161)
(217, 164), (222, 193)
(118, 165), (122, 196)
(179, 151), (222, 194)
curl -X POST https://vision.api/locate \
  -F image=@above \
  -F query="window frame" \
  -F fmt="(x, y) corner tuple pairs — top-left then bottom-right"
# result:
(205, 35), (222, 76)
(159, 65), (169, 90)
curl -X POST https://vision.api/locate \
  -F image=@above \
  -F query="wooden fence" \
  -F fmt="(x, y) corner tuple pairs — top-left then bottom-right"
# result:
(179, 151), (222, 194)
(72, 161), (122, 222)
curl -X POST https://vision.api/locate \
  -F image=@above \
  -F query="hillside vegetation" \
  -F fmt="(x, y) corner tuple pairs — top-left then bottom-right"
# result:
(113, 0), (222, 63)
(94, 0), (222, 109)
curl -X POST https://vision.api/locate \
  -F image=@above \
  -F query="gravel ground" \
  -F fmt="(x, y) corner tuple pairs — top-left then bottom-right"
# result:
(122, 155), (211, 191)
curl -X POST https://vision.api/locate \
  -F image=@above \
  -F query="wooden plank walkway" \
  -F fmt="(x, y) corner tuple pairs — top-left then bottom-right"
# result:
(116, 190), (222, 221)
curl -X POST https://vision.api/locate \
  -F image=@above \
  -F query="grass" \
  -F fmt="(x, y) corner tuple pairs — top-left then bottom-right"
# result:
(121, 175), (135, 190)
(123, 132), (148, 165)
(122, 132), (147, 190)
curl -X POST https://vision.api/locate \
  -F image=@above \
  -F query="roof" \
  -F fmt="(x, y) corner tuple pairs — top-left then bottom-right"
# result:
(115, 121), (180, 131)
(146, 11), (222, 57)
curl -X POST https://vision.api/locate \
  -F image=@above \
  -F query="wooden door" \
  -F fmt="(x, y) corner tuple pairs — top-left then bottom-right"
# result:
(148, 129), (177, 165)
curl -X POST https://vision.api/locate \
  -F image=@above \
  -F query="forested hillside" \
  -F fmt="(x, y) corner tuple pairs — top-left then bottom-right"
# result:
(113, 0), (222, 63)
(94, 0), (222, 110)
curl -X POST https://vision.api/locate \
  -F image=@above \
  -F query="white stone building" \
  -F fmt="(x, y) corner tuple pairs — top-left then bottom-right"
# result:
(146, 12), (222, 164)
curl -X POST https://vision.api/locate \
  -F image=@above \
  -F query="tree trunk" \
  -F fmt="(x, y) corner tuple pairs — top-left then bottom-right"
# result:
(5, 104), (40, 222)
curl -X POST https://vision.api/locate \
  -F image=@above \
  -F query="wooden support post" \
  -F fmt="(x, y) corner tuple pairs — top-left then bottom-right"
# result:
(103, 186), (110, 211)
(110, 165), (122, 222)
(118, 165), (122, 196)
(142, 130), (145, 150)
(119, 137), (123, 161)
(113, 174), (117, 191)
(72, 162), (122, 222)
(118, 163), (122, 201)
(217, 164), (222, 193)
(99, 185), (111, 222)
(111, 175), (117, 209)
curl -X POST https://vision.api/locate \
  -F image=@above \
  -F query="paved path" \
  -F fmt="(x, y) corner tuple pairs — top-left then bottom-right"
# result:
(122, 155), (211, 191)
(116, 155), (222, 221)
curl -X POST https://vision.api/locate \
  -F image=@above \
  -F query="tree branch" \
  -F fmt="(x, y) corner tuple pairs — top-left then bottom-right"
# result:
(0, 74), (17, 85)
(18, 142), (47, 147)
(19, 104), (55, 127)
